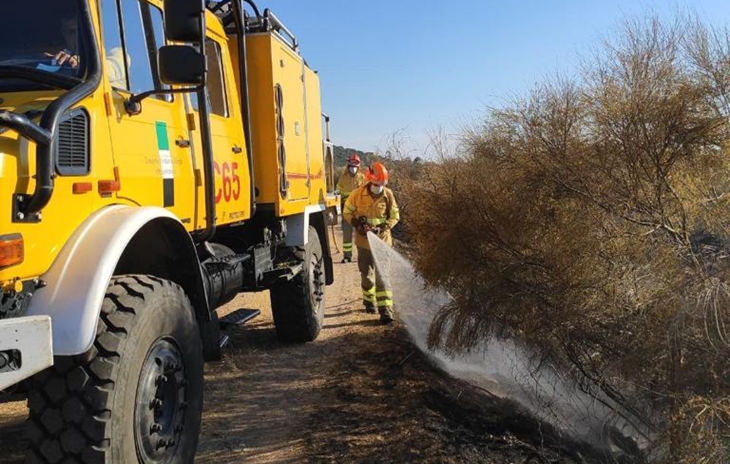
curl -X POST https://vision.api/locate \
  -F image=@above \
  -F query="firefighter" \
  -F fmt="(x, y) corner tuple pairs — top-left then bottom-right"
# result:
(335, 153), (366, 263)
(343, 162), (400, 324)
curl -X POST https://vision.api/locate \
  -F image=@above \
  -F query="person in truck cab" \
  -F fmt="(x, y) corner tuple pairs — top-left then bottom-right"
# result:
(49, 12), (127, 89)
(46, 17), (80, 69)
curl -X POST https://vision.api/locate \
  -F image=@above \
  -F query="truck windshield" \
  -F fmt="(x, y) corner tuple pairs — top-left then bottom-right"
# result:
(0, 0), (87, 91)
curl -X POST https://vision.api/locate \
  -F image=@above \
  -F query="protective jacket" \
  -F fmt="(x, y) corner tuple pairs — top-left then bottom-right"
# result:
(343, 184), (400, 250)
(335, 168), (365, 202)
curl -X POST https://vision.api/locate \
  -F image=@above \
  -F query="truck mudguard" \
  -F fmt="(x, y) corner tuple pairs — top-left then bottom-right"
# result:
(25, 205), (207, 356)
(284, 205), (327, 247)
(285, 206), (334, 285)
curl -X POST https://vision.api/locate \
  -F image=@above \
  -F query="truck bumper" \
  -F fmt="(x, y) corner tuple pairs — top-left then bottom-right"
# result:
(0, 316), (53, 391)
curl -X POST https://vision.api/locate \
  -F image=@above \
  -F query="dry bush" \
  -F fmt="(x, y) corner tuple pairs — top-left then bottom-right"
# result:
(673, 396), (730, 463)
(368, 130), (428, 245)
(402, 16), (730, 462)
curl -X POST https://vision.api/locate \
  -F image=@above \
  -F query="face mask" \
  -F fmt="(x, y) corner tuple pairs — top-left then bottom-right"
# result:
(369, 184), (384, 196)
(348, 166), (358, 175)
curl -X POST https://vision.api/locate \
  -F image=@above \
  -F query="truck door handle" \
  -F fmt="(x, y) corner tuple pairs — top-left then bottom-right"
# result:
(232, 145), (242, 154)
(176, 139), (191, 148)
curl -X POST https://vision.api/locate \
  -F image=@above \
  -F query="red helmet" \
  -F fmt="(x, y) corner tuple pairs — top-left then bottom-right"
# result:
(347, 153), (361, 167)
(366, 162), (389, 186)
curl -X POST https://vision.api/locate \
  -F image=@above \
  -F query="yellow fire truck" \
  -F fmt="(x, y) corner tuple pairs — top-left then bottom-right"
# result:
(0, 0), (338, 461)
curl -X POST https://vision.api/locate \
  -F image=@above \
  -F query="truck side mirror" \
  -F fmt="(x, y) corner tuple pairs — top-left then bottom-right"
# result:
(158, 46), (206, 85)
(163, 0), (204, 42)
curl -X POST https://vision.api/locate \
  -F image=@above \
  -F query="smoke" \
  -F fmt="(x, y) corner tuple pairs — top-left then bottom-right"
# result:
(367, 233), (654, 456)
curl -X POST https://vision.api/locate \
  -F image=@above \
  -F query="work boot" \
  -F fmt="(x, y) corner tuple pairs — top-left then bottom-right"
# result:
(364, 302), (377, 314)
(379, 307), (394, 324)
(341, 254), (352, 263)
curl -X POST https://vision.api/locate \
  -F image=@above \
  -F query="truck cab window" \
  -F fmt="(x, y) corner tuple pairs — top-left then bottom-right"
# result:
(101, 0), (170, 100)
(100, 0), (127, 89)
(191, 40), (229, 117)
(0, 1), (86, 89)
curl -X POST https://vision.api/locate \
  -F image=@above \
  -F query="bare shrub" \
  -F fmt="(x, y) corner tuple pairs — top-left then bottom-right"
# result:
(402, 16), (730, 461)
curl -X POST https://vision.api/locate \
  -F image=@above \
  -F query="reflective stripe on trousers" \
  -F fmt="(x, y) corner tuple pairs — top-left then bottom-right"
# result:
(362, 286), (376, 304)
(376, 290), (393, 308)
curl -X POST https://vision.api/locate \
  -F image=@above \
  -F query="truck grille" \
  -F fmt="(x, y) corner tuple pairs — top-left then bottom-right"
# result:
(56, 108), (89, 175)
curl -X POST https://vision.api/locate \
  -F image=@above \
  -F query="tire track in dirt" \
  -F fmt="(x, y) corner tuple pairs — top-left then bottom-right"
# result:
(196, 248), (372, 463)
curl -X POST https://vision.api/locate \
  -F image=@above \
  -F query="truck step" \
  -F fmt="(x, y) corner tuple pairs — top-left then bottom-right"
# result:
(219, 308), (261, 330)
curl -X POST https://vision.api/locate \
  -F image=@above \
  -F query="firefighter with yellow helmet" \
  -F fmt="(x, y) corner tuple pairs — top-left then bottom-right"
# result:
(336, 153), (366, 262)
(343, 162), (400, 323)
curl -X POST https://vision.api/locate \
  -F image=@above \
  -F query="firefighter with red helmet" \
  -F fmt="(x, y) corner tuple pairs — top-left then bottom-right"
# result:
(342, 162), (400, 323)
(336, 153), (366, 262)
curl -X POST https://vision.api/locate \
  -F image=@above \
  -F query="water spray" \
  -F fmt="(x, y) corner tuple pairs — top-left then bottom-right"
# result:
(366, 232), (654, 458)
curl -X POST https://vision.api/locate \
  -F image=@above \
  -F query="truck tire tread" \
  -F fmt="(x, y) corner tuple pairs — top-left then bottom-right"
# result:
(25, 275), (200, 464)
(270, 226), (325, 342)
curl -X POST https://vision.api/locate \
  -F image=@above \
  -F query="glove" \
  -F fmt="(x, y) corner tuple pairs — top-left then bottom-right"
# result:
(371, 224), (390, 237)
(354, 216), (370, 235)
(351, 218), (363, 234)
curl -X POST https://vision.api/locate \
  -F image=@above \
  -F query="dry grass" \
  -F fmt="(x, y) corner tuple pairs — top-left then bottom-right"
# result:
(402, 16), (730, 463)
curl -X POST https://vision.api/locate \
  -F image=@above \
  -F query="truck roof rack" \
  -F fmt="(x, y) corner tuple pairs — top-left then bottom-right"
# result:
(208, 0), (299, 53)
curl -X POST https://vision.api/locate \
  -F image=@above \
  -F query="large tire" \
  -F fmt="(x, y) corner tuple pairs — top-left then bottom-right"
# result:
(270, 226), (326, 342)
(26, 275), (204, 464)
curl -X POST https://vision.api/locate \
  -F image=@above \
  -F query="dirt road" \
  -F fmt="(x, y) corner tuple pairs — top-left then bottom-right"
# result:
(1, 227), (603, 463)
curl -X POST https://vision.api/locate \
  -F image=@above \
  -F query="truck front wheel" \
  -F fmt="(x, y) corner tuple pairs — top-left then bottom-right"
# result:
(270, 226), (326, 342)
(26, 275), (204, 463)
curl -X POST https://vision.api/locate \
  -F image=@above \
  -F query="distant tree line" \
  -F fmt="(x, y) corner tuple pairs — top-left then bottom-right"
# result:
(332, 145), (375, 171)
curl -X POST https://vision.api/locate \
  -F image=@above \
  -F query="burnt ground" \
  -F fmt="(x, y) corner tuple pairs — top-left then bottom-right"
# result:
(1, 226), (610, 463)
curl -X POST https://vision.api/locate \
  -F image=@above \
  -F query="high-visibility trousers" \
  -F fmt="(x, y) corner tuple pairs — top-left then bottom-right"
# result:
(357, 246), (393, 313)
(341, 209), (354, 258)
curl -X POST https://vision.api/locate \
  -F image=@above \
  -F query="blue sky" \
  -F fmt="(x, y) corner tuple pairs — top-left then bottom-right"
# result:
(257, 1), (728, 156)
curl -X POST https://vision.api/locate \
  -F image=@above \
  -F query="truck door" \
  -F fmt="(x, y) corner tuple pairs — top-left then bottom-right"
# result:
(100, 0), (196, 225)
(187, 36), (250, 227)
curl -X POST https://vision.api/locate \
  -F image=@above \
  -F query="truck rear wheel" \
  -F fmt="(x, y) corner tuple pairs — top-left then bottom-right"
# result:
(26, 275), (204, 464)
(270, 226), (326, 342)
